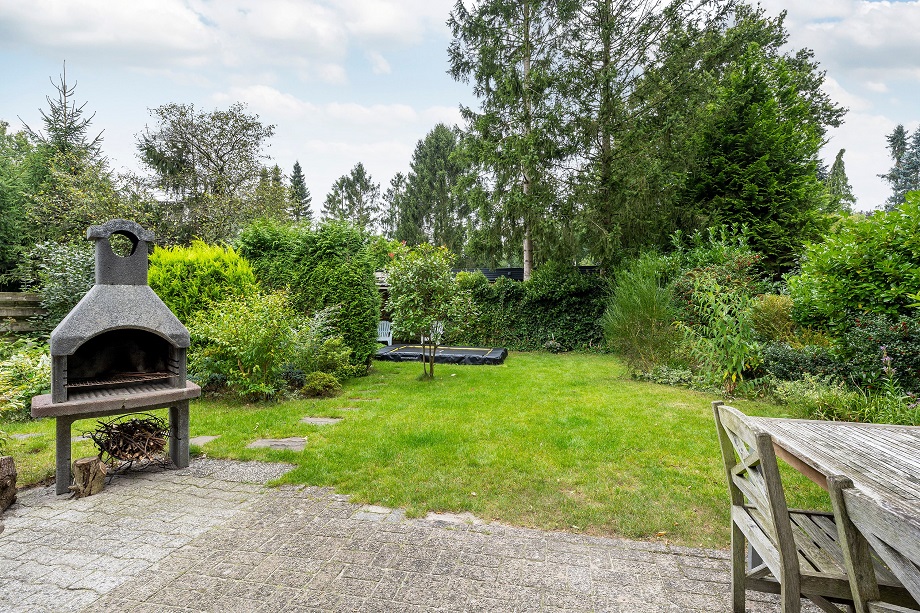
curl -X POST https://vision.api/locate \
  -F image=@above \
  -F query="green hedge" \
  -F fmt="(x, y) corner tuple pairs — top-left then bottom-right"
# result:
(237, 220), (380, 367)
(450, 261), (608, 351)
(148, 241), (257, 323)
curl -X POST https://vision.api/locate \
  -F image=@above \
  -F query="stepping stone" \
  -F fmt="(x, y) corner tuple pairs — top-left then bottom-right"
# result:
(247, 437), (307, 452)
(300, 417), (342, 426)
(72, 435), (91, 442)
(12, 433), (41, 440)
(189, 435), (220, 446)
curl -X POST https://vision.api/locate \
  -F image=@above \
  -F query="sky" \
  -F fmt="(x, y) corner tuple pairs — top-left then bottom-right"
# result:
(1, 0), (918, 213)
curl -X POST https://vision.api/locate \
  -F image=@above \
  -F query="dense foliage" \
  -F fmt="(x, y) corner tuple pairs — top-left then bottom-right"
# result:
(789, 193), (920, 332)
(236, 219), (380, 368)
(19, 241), (94, 332)
(148, 241), (258, 323)
(189, 292), (349, 400)
(0, 338), (50, 420)
(451, 262), (608, 351)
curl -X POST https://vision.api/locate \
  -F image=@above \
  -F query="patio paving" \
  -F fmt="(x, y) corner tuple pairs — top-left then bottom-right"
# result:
(0, 458), (811, 612)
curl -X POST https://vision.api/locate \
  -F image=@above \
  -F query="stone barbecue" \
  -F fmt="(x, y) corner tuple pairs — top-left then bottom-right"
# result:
(31, 219), (201, 495)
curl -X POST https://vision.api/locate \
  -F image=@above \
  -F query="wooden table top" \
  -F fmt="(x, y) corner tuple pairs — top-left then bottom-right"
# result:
(748, 417), (920, 508)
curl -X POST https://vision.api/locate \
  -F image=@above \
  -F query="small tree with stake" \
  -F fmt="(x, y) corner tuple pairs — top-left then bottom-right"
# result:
(386, 244), (461, 379)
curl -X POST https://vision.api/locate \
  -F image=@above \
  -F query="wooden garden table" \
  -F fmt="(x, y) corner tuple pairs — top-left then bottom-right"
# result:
(747, 416), (920, 508)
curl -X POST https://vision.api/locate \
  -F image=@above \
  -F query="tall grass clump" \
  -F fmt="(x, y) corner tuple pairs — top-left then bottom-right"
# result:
(602, 253), (678, 371)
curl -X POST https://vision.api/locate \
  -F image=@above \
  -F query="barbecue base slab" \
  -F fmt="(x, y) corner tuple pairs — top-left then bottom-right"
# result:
(31, 381), (201, 495)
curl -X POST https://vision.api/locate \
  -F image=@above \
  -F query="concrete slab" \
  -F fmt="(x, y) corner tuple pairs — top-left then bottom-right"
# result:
(246, 437), (307, 452)
(11, 434), (41, 440)
(189, 435), (220, 446)
(299, 417), (342, 426)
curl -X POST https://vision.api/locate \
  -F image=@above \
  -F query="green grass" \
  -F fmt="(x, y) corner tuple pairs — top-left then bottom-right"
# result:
(1, 352), (827, 548)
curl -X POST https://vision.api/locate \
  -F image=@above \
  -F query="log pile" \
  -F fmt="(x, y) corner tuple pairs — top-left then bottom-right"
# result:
(88, 414), (168, 464)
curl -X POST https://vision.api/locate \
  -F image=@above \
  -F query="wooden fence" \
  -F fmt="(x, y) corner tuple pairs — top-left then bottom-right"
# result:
(0, 292), (44, 333)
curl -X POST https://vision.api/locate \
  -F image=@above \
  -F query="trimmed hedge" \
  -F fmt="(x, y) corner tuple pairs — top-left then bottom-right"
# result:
(148, 241), (257, 323)
(450, 261), (608, 351)
(237, 220), (380, 368)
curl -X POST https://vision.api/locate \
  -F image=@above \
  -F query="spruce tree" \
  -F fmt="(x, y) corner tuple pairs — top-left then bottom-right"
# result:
(289, 160), (312, 222)
(901, 129), (920, 200)
(321, 162), (381, 231)
(824, 148), (856, 213)
(881, 124), (910, 210)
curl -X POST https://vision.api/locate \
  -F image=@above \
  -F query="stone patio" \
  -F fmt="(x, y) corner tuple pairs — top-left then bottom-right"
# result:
(0, 458), (811, 612)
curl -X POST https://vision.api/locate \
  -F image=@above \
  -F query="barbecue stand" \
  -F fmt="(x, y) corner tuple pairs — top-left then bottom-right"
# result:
(31, 220), (201, 495)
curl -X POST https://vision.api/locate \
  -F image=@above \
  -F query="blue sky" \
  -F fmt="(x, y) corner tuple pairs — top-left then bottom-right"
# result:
(1, 0), (918, 211)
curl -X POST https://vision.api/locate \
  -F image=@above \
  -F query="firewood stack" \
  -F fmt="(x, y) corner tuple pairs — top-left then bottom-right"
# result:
(89, 414), (168, 464)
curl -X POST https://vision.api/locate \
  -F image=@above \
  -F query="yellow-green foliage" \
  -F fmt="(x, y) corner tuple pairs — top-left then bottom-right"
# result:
(0, 340), (50, 420)
(148, 241), (258, 323)
(750, 294), (795, 343)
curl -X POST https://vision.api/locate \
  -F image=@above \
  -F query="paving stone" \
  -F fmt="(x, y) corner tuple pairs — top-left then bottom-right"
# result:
(11, 433), (41, 440)
(189, 435), (220, 446)
(0, 457), (830, 613)
(246, 437), (307, 451)
(300, 417), (343, 426)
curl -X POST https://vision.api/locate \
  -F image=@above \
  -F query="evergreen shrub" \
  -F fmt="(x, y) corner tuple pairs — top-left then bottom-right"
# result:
(301, 372), (341, 398)
(449, 263), (607, 351)
(237, 220), (381, 369)
(148, 241), (258, 323)
(789, 193), (920, 332)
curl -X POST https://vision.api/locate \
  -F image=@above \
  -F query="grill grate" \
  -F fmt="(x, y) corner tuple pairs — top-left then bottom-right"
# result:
(66, 372), (172, 389)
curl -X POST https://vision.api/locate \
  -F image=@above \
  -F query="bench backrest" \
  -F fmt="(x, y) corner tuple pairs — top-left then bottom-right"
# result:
(713, 402), (800, 590)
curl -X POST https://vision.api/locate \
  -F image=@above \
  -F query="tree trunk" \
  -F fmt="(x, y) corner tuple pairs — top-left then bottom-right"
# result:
(69, 456), (106, 498)
(0, 456), (15, 512)
(522, 0), (535, 282)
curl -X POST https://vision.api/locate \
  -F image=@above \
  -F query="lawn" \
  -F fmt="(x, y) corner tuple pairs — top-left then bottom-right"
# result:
(1, 352), (826, 548)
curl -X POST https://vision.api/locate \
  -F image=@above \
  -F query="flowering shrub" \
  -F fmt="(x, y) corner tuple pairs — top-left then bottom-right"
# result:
(0, 339), (50, 420)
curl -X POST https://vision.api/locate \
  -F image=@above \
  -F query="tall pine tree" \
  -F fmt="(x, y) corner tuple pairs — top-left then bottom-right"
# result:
(289, 160), (312, 222)
(448, 0), (570, 278)
(322, 162), (381, 232)
(881, 124), (910, 210)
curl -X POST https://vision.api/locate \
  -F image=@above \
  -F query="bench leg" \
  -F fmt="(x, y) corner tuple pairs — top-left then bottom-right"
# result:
(169, 402), (190, 469)
(55, 417), (74, 496)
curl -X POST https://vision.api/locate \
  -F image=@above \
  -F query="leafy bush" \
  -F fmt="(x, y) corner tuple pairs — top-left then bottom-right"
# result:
(676, 274), (760, 394)
(832, 314), (920, 393)
(148, 241), (258, 323)
(602, 252), (679, 371)
(237, 220), (380, 368)
(19, 241), (94, 331)
(631, 366), (694, 387)
(772, 373), (920, 426)
(301, 372), (341, 398)
(0, 338), (50, 420)
(789, 193), (920, 332)
(750, 294), (795, 343)
(189, 291), (350, 400)
(760, 342), (838, 382)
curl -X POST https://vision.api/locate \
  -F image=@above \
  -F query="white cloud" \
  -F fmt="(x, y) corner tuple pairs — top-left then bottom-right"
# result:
(821, 77), (872, 112)
(865, 81), (889, 93)
(367, 51), (392, 75)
